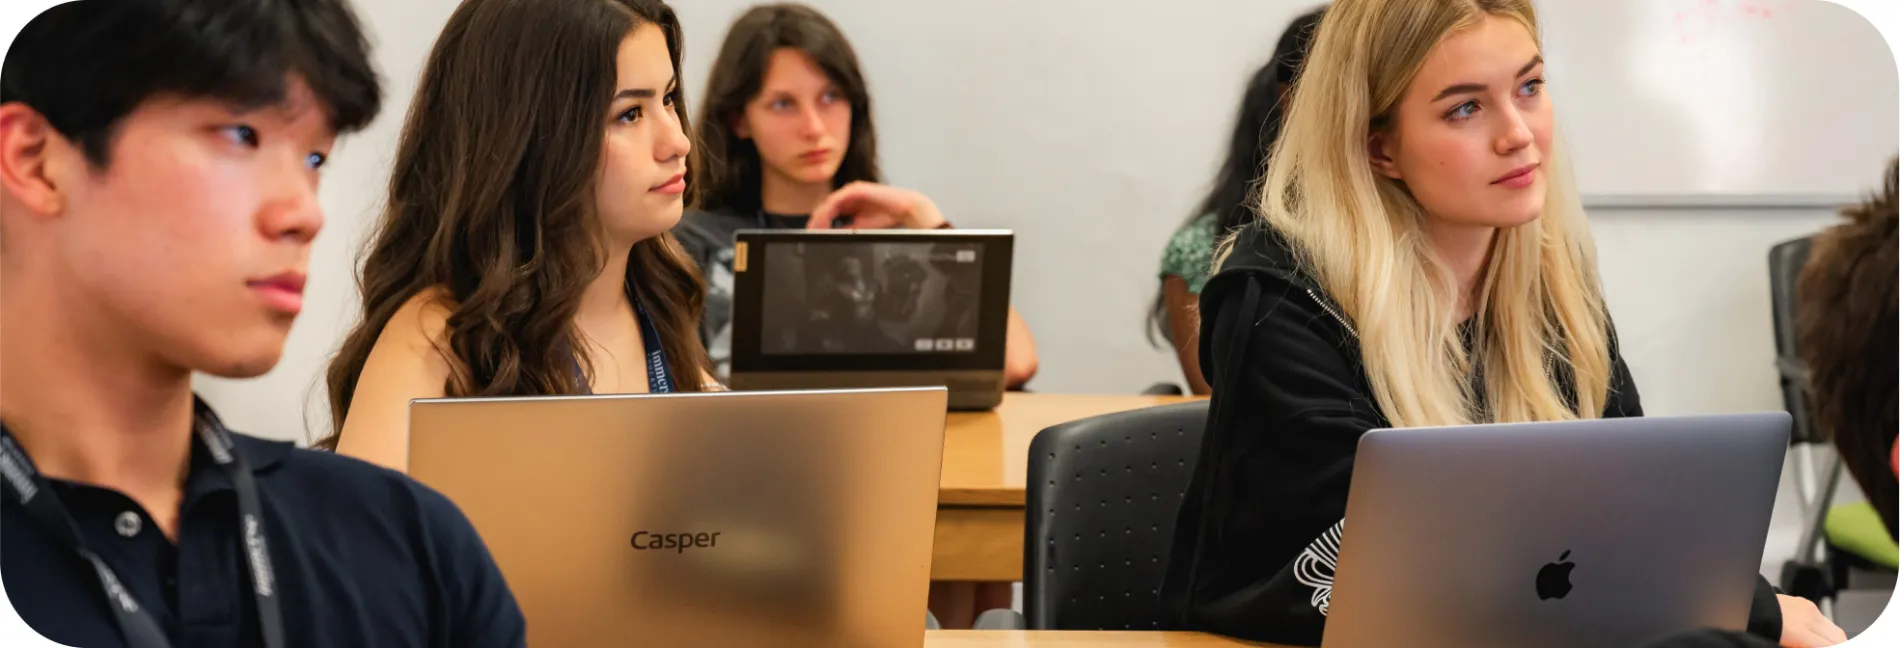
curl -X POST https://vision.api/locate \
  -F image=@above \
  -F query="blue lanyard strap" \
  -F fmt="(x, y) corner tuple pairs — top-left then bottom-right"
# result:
(633, 295), (674, 394)
(568, 285), (675, 395)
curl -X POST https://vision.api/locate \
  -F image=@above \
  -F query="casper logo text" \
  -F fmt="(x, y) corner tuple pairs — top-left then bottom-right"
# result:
(631, 531), (722, 553)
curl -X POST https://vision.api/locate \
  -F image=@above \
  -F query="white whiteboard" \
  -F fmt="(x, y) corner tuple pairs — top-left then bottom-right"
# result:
(1541, 0), (1896, 200)
(678, 0), (1897, 201)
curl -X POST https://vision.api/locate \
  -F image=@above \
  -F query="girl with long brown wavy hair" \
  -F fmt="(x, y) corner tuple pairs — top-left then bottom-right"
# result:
(319, 0), (713, 470)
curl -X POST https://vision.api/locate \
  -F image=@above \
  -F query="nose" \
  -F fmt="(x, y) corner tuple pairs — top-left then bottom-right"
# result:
(798, 104), (826, 140)
(656, 104), (691, 164)
(258, 154), (322, 246)
(1494, 104), (1534, 155)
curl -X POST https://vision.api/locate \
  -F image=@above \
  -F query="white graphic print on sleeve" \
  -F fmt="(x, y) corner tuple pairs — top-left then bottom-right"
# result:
(1292, 520), (1345, 616)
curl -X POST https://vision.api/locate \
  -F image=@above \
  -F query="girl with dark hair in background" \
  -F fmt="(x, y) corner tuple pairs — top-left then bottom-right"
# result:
(674, 2), (1038, 390)
(673, 2), (1033, 627)
(1151, 6), (1324, 395)
(323, 0), (717, 471)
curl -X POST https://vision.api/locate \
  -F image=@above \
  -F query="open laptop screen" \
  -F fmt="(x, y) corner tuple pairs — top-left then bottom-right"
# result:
(760, 241), (985, 355)
(731, 230), (1013, 373)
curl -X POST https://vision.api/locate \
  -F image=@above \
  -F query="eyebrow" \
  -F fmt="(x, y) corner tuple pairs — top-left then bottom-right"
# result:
(213, 98), (344, 136)
(612, 77), (678, 101)
(1430, 55), (1544, 102)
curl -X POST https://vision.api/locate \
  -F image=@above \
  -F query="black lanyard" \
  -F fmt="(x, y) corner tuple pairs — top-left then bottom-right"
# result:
(0, 402), (285, 648)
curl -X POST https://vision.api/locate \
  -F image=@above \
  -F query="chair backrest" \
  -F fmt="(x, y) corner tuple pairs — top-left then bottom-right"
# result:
(1022, 401), (1209, 630)
(1769, 236), (1817, 444)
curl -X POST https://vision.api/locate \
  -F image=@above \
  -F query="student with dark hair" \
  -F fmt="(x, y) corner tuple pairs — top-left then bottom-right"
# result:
(1797, 157), (1899, 539)
(673, 2), (1039, 388)
(323, 0), (721, 471)
(0, 1), (525, 646)
(1152, 6), (1325, 395)
(671, 3), (1034, 626)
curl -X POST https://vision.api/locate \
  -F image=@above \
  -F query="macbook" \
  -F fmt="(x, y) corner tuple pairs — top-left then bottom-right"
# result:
(1322, 413), (1790, 648)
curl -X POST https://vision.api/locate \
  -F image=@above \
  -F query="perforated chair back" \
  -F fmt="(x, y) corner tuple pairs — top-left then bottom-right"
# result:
(1022, 401), (1209, 630)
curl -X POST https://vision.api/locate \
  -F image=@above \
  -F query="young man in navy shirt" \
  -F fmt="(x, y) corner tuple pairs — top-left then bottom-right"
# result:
(0, 1), (527, 646)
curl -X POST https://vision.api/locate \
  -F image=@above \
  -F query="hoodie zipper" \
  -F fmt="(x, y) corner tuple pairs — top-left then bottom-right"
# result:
(1306, 288), (1360, 339)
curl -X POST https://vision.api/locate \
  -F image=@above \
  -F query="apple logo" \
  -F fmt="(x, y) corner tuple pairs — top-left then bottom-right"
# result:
(1536, 550), (1576, 600)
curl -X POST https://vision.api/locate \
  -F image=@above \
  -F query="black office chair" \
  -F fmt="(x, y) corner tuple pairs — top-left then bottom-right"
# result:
(1768, 237), (1817, 447)
(1019, 401), (1210, 630)
(1770, 237), (1832, 600)
(1767, 235), (1859, 607)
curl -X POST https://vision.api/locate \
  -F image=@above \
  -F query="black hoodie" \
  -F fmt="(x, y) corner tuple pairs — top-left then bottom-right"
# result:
(1158, 223), (1783, 644)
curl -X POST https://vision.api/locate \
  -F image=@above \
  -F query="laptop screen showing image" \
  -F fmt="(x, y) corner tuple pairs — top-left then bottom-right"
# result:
(759, 241), (986, 356)
(730, 230), (1013, 374)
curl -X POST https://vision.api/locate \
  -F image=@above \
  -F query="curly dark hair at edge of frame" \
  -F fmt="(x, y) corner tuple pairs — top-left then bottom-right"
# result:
(1795, 155), (1899, 539)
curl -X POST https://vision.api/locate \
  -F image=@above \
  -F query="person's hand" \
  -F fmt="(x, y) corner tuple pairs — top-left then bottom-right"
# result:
(1777, 594), (1847, 647)
(807, 181), (947, 230)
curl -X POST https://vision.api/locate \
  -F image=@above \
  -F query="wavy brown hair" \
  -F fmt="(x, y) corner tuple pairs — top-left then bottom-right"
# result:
(320, 0), (707, 448)
(690, 2), (880, 212)
(1796, 156), (1898, 537)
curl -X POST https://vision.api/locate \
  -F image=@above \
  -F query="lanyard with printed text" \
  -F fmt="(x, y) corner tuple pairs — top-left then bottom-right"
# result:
(634, 295), (674, 393)
(0, 402), (284, 648)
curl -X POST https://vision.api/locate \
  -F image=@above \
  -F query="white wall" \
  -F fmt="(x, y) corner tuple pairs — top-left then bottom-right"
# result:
(1593, 206), (1844, 416)
(194, 0), (1895, 451)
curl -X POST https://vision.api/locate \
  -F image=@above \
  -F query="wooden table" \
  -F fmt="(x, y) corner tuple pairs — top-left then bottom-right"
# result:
(924, 630), (1283, 647)
(932, 393), (1204, 581)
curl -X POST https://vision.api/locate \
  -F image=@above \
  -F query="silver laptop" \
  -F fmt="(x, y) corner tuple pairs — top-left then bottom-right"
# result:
(1322, 413), (1790, 648)
(728, 229), (1014, 411)
(406, 388), (948, 648)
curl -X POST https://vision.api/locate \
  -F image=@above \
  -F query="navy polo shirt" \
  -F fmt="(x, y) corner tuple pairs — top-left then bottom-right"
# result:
(1, 413), (527, 648)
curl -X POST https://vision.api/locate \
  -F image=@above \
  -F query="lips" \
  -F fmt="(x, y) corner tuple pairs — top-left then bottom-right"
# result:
(650, 173), (686, 195)
(798, 148), (833, 164)
(1492, 162), (1540, 187)
(247, 272), (305, 315)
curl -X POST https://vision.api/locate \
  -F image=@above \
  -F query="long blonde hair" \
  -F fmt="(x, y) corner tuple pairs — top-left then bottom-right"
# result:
(1242, 0), (1612, 427)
